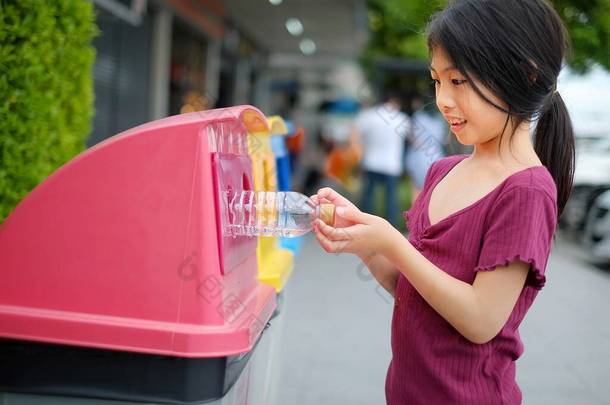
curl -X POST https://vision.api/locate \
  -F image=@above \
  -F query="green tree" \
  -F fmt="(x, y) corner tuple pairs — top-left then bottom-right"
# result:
(554, 0), (610, 72)
(364, 0), (609, 73)
(0, 1), (98, 222)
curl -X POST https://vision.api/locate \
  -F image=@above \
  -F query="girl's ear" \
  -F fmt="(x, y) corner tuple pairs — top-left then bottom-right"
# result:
(521, 59), (538, 85)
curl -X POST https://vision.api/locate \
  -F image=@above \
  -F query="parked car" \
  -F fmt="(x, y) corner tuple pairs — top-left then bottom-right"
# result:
(583, 189), (610, 264)
(561, 136), (610, 232)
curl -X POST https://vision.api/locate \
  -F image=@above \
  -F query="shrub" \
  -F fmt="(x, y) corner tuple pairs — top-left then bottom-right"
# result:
(0, 0), (98, 222)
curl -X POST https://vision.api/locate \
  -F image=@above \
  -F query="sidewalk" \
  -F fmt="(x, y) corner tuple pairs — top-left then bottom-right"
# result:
(277, 234), (393, 404)
(277, 233), (610, 404)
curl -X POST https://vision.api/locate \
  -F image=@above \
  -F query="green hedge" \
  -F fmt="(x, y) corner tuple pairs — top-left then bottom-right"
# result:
(0, 1), (98, 222)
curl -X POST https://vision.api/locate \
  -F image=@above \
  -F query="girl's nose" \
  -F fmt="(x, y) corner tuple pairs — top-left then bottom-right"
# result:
(436, 85), (457, 111)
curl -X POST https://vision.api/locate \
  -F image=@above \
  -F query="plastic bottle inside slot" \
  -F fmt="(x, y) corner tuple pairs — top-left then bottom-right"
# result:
(224, 191), (335, 238)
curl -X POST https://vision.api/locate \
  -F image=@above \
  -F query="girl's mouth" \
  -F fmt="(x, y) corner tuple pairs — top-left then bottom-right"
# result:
(449, 119), (467, 132)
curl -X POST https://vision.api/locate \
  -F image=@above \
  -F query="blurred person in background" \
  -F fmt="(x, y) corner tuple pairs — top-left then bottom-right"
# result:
(405, 95), (447, 201)
(353, 91), (409, 227)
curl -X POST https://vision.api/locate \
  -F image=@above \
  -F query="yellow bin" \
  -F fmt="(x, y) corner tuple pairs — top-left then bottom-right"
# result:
(246, 114), (294, 293)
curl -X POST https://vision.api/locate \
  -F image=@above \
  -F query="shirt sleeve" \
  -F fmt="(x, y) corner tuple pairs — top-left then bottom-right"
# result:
(475, 185), (558, 290)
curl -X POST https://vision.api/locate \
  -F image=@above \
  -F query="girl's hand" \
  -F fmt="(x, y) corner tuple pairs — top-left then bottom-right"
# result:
(312, 188), (400, 256)
(310, 187), (359, 229)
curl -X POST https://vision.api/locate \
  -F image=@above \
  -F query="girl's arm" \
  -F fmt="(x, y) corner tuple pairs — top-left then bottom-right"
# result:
(356, 252), (400, 297)
(384, 232), (529, 344)
(315, 205), (529, 345)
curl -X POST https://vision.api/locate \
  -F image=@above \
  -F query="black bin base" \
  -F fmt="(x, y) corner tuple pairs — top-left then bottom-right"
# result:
(0, 337), (259, 404)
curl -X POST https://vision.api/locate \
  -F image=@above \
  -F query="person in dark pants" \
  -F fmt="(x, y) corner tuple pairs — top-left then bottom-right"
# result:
(360, 170), (399, 226)
(353, 91), (410, 226)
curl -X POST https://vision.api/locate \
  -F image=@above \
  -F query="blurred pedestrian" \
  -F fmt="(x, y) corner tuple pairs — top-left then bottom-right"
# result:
(405, 96), (447, 201)
(353, 91), (409, 226)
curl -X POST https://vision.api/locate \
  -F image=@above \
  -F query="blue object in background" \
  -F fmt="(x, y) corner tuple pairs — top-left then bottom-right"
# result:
(280, 236), (303, 255)
(271, 135), (292, 192)
(271, 119), (304, 255)
(284, 120), (296, 138)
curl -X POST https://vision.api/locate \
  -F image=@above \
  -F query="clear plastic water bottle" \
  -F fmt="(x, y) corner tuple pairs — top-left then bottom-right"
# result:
(225, 191), (335, 238)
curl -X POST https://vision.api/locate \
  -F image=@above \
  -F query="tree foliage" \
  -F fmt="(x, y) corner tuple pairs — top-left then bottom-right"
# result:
(364, 0), (609, 73)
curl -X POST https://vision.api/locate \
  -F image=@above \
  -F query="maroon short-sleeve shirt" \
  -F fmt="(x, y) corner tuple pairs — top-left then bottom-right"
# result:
(386, 154), (558, 404)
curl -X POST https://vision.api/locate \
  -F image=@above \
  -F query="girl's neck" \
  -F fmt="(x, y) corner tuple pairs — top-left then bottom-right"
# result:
(469, 122), (542, 170)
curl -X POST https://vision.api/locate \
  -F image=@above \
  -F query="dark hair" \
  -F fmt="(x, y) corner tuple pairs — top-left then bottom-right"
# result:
(383, 89), (403, 106)
(426, 0), (575, 219)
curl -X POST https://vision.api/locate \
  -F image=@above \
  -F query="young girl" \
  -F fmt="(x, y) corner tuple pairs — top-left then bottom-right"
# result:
(312, 0), (575, 403)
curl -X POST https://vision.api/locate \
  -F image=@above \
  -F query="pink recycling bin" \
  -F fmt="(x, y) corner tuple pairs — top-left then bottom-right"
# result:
(0, 106), (277, 403)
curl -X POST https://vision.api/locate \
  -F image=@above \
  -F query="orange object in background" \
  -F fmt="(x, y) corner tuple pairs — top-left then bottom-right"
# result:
(325, 142), (362, 185)
(285, 126), (304, 154)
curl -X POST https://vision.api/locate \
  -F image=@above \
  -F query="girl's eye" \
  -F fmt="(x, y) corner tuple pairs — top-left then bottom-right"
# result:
(452, 79), (467, 85)
(431, 79), (440, 86)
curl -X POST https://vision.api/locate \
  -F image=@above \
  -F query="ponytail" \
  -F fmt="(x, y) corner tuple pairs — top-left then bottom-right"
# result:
(534, 91), (575, 220)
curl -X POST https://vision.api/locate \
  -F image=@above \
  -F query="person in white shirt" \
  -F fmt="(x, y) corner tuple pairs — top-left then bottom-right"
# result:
(405, 96), (447, 201)
(352, 91), (409, 226)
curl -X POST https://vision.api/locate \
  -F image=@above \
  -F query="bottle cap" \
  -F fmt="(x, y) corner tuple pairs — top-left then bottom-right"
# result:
(320, 203), (335, 226)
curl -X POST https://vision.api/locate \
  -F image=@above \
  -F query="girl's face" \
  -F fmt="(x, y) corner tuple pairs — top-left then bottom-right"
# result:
(430, 47), (510, 146)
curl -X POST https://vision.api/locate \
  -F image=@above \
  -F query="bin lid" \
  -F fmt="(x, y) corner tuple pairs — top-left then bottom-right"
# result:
(0, 106), (276, 358)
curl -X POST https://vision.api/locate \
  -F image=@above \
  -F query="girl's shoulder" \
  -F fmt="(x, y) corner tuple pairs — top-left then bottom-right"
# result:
(485, 161), (558, 227)
(502, 163), (557, 203)
(426, 154), (469, 183)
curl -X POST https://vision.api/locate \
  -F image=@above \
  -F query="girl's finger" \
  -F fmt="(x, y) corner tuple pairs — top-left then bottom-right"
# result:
(334, 238), (352, 253)
(310, 195), (331, 206)
(316, 228), (339, 253)
(336, 205), (369, 224)
(317, 187), (356, 209)
(315, 219), (333, 239)
(316, 219), (351, 242)
(317, 230), (351, 254)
